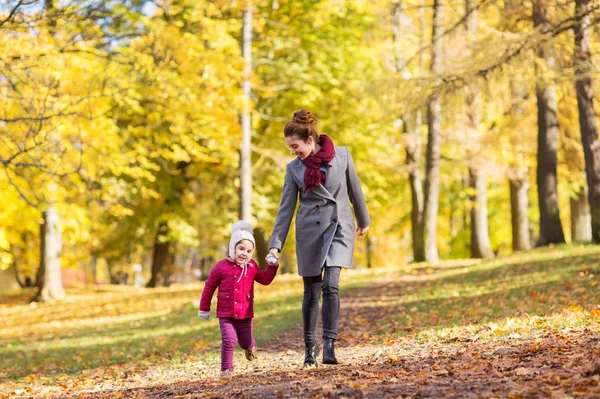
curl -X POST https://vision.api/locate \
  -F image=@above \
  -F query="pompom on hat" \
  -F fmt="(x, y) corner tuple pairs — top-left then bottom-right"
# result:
(228, 220), (256, 259)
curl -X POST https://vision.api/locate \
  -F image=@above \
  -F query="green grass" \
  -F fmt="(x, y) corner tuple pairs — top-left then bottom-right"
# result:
(0, 268), (387, 382)
(372, 244), (600, 342)
(1, 244), (599, 386)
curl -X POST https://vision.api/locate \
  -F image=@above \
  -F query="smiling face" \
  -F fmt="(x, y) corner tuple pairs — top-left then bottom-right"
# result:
(234, 239), (254, 264)
(285, 134), (316, 160)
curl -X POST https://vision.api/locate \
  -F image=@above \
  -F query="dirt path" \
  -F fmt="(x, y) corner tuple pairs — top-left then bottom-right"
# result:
(68, 279), (600, 399)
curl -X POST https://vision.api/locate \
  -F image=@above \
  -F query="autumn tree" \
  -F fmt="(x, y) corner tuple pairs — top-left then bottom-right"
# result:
(532, 0), (565, 246)
(392, 0), (425, 262)
(422, 0), (444, 262)
(240, 1), (253, 224)
(574, 0), (600, 243)
(464, 0), (493, 259)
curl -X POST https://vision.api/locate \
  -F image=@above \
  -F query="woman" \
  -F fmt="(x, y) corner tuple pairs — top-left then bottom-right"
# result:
(269, 108), (370, 368)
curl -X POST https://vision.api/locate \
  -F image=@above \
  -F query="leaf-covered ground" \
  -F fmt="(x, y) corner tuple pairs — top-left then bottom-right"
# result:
(2, 245), (600, 398)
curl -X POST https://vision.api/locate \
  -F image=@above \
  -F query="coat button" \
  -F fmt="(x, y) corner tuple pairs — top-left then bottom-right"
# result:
(316, 221), (320, 225)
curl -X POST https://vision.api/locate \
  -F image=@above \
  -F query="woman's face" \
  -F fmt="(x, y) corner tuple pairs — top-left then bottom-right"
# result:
(285, 135), (315, 160)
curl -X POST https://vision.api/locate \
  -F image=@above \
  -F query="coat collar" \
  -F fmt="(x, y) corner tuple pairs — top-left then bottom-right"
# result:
(290, 152), (340, 202)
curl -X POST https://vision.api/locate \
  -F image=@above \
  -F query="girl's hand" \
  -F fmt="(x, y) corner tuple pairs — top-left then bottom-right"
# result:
(356, 226), (369, 236)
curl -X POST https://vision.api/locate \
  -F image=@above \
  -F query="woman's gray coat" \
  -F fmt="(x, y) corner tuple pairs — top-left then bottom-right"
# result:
(269, 146), (370, 277)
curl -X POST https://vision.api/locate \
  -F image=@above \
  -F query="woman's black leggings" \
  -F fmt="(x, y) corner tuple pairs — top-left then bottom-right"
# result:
(302, 266), (341, 342)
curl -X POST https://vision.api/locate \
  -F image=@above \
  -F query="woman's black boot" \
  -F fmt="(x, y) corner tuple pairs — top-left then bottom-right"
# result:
(323, 338), (338, 364)
(303, 340), (319, 368)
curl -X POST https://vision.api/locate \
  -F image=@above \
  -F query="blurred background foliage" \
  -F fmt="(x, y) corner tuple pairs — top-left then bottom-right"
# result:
(0, 0), (598, 293)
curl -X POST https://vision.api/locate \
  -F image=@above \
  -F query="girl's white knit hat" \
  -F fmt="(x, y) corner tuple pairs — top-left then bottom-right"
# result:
(229, 220), (255, 258)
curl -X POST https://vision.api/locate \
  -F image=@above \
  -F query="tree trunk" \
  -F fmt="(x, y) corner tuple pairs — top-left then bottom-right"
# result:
(533, 0), (566, 247)
(33, 205), (64, 302)
(240, 2), (253, 223)
(199, 256), (213, 281)
(392, 0), (425, 262)
(0, 263), (20, 290)
(464, 0), (492, 259)
(6, 242), (25, 288)
(469, 168), (494, 259)
(422, 0), (444, 263)
(253, 227), (269, 270)
(575, 0), (600, 243)
(509, 168), (532, 251)
(407, 140), (425, 261)
(571, 185), (592, 242)
(366, 234), (373, 268)
(146, 221), (172, 288)
(90, 254), (98, 284)
(12, 260), (25, 288)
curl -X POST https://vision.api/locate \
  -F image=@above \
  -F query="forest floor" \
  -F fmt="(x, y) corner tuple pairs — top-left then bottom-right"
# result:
(2, 245), (600, 398)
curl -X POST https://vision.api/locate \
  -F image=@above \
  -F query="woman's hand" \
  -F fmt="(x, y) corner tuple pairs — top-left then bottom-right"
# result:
(356, 226), (369, 236)
(268, 248), (280, 259)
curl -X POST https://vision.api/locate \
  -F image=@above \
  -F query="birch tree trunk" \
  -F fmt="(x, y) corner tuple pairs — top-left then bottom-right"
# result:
(533, 0), (565, 246)
(34, 206), (65, 301)
(422, 0), (444, 263)
(240, 2), (253, 223)
(509, 168), (532, 251)
(469, 168), (494, 258)
(392, 0), (425, 262)
(575, 0), (600, 243)
(571, 185), (592, 242)
(32, 0), (65, 302)
(464, 0), (493, 259)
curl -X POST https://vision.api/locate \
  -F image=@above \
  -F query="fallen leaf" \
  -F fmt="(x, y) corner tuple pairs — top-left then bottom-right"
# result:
(514, 367), (533, 376)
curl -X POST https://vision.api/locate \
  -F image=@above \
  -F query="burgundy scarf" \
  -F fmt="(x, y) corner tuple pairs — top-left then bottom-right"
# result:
(301, 134), (335, 192)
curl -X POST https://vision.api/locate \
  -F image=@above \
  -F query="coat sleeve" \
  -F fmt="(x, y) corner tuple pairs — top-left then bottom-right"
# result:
(199, 263), (221, 312)
(269, 163), (299, 251)
(254, 264), (279, 286)
(345, 148), (370, 229)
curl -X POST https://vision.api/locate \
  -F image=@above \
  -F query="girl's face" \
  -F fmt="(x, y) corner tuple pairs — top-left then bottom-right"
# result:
(285, 134), (315, 160)
(234, 239), (254, 264)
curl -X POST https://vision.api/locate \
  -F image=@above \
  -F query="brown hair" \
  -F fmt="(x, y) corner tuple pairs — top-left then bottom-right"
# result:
(283, 109), (319, 142)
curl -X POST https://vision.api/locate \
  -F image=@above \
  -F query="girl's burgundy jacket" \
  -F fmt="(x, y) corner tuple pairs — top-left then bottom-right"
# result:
(199, 258), (278, 319)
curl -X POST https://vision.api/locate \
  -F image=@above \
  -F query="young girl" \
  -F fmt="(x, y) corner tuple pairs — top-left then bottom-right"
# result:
(198, 220), (279, 378)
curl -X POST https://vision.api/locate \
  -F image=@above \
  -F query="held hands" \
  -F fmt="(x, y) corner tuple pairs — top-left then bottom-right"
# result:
(265, 253), (279, 266)
(198, 310), (211, 321)
(356, 226), (369, 236)
(266, 248), (280, 266)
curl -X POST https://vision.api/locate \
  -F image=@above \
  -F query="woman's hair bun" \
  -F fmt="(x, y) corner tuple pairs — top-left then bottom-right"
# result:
(292, 109), (317, 125)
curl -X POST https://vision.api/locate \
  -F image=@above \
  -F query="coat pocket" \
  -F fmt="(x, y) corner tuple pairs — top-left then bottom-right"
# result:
(216, 292), (229, 311)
